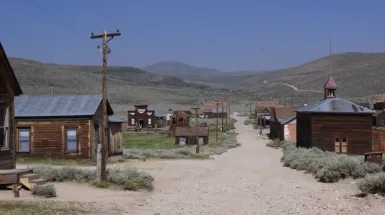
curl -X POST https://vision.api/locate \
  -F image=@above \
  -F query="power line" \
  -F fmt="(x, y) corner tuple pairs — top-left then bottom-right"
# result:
(27, 0), (82, 35)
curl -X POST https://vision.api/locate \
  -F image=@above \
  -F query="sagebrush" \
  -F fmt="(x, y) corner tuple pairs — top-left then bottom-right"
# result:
(31, 184), (56, 198)
(357, 172), (385, 194)
(280, 142), (382, 183)
(32, 165), (154, 191)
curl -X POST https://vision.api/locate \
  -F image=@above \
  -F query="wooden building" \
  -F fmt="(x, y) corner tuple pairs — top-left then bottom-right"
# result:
(14, 94), (114, 162)
(174, 126), (209, 145)
(0, 42), (23, 170)
(371, 127), (384, 152)
(127, 104), (156, 128)
(282, 117), (297, 142)
(268, 107), (295, 140)
(296, 76), (374, 155)
(203, 103), (227, 119)
(254, 101), (281, 126)
(168, 111), (190, 136)
(108, 116), (124, 156)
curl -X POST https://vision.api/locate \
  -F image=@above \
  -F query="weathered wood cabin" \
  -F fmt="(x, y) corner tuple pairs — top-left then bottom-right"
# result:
(269, 107), (295, 140)
(108, 116), (124, 156)
(203, 103), (228, 119)
(127, 104), (155, 128)
(14, 94), (115, 162)
(174, 126), (209, 145)
(296, 76), (375, 155)
(255, 101), (281, 126)
(168, 111), (191, 136)
(0, 43), (23, 170)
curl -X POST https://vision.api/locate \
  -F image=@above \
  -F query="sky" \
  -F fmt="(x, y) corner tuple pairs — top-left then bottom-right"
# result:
(1, 0), (385, 72)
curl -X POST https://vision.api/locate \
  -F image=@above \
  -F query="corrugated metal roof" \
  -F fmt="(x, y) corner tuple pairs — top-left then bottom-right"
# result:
(109, 116), (124, 123)
(15, 94), (113, 117)
(296, 97), (375, 114)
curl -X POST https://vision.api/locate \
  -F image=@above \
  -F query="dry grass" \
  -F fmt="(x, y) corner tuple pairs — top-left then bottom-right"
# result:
(0, 201), (122, 215)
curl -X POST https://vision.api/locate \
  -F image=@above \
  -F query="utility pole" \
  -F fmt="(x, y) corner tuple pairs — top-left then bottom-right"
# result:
(215, 100), (219, 142)
(225, 99), (228, 128)
(90, 30), (121, 181)
(191, 106), (200, 153)
(221, 98), (224, 133)
(249, 101), (252, 119)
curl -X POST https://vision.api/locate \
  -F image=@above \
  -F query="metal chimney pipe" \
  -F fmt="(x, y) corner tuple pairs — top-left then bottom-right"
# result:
(50, 83), (54, 95)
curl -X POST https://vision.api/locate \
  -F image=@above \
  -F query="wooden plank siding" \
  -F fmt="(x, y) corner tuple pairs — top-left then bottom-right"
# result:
(15, 118), (91, 158)
(108, 122), (123, 155)
(310, 114), (372, 155)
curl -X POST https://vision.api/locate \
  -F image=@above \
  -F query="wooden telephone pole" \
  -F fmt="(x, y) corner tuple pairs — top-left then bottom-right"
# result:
(249, 101), (252, 118)
(215, 100), (220, 142)
(221, 99), (224, 133)
(191, 106), (200, 153)
(90, 30), (121, 181)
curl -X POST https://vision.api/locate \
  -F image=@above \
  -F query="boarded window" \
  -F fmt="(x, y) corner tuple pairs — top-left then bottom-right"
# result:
(131, 118), (135, 125)
(0, 106), (9, 149)
(18, 128), (30, 152)
(66, 128), (77, 151)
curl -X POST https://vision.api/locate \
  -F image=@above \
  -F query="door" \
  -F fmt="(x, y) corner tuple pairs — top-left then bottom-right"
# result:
(334, 137), (348, 154)
(18, 128), (30, 152)
(92, 125), (99, 162)
(139, 119), (144, 128)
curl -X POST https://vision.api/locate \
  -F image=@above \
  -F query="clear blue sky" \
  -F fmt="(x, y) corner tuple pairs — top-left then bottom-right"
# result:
(1, 0), (384, 71)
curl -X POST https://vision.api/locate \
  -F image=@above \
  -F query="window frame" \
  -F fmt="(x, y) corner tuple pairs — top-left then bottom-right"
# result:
(0, 105), (9, 151)
(18, 127), (31, 152)
(65, 127), (78, 153)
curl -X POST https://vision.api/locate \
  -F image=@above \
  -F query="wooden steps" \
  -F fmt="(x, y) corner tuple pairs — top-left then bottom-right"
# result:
(19, 173), (47, 190)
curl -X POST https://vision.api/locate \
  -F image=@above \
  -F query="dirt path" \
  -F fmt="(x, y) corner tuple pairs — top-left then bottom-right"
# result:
(273, 82), (323, 94)
(4, 115), (385, 214)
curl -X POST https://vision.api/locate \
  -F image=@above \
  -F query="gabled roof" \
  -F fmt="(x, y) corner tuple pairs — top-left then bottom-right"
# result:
(273, 107), (296, 120)
(109, 116), (124, 123)
(15, 94), (114, 118)
(281, 116), (296, 125)
(0, 42), (23, 95)
(296, 97), (374, 114)
(324, 76), (337, 89)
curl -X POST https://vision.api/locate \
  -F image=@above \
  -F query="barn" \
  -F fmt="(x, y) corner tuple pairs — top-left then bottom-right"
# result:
(14, 94), (116, 162)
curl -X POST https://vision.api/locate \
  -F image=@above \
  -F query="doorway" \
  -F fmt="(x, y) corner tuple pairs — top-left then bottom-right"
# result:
(139, 119), (144, 128)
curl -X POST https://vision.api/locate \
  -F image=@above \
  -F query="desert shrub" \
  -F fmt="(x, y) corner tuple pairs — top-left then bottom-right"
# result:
(31, 184), (56, 198)
(32, 165), (154, 191)
(357, 172), (385, 194)
(280, 142), (382, 183)
(90, 180), (110, 188)
(243, 119), (253, 125)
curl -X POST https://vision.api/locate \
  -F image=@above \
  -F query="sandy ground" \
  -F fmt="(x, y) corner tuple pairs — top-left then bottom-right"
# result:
(2, 114), (385, 215)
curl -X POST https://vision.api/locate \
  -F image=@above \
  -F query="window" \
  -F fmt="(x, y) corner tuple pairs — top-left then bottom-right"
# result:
(148, 118), (151, 125)
(341, 138), (348, 154)
(66, 128), (77, 151)
(0, 106), (9, 149)
(131, 118), (135, 125)
(18, 129), (30, 152)
(379, 118), (385, 126)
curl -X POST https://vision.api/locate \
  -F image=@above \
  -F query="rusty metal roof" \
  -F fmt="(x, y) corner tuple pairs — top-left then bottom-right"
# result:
(15, 94), (114, 117)
(324, 76), (337, 89)
(175, 126), (209, 137)
(296, 97), (374, 114)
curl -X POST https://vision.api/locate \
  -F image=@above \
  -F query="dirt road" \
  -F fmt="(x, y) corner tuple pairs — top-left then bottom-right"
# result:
(4, 115), (385, 214)
(127, 115), (385, 215)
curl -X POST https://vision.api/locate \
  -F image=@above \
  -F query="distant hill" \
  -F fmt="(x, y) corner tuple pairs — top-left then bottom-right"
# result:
(144, 61), (223, 80)
(9, 58), (253, 116)
(144, 53), (385, 105)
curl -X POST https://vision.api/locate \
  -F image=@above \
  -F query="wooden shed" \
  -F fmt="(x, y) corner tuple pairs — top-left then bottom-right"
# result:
(269, 107), (295, 140)
(108, 116), (124, 156)
(168, 111), (191, 136)
(296, 76), (375, 155)
(0, 42), (23, 170)
(127, 104), (156, 128)
(174, 126), (209, 145)
(14, 94), (114, 162)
